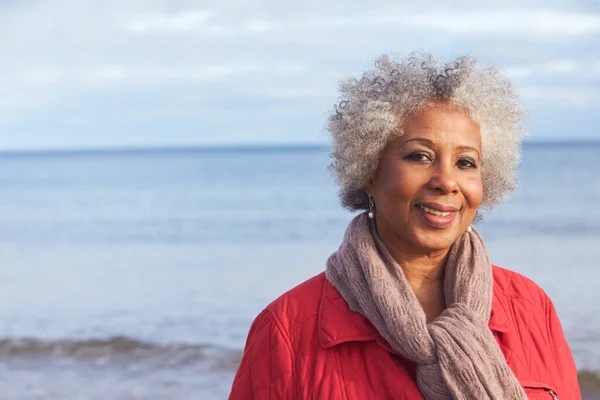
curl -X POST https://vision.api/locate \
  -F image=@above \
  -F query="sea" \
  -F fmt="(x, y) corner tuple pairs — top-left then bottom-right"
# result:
(0, 141), (598, 399)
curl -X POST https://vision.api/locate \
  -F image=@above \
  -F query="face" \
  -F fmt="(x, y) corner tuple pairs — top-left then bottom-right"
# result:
(365, 104), (483, 254)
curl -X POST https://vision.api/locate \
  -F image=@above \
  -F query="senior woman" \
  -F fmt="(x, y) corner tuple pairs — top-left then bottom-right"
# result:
(229, 53), (581, 399)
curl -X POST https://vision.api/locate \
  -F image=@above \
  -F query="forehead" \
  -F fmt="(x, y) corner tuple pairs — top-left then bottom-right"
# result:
(397, 104), (481, 148)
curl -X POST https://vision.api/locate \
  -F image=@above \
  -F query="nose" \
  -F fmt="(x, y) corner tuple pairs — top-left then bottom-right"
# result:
(427, 161), (459, 194)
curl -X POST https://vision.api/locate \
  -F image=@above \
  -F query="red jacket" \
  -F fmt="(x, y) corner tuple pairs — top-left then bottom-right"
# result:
(230, 266), (580, 399)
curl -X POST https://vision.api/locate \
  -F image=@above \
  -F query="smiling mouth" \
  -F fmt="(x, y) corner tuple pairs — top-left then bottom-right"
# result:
(416, 204), (456, 217)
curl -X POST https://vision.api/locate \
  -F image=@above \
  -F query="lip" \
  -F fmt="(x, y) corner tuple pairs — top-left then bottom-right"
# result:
(417, 202), (460, 213)
(415, 203), (459, 228)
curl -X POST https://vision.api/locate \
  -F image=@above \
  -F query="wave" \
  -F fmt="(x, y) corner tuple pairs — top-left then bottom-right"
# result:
(0, 336), (243, 370)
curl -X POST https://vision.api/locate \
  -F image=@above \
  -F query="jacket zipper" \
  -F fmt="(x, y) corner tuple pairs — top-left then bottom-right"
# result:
(548, 389), (558, 399)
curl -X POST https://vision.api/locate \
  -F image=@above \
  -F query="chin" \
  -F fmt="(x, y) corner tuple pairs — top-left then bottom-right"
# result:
(413, 230), (459, 252)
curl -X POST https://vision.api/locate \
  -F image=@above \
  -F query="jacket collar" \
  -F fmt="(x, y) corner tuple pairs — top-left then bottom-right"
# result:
(318, 275), (511, 349)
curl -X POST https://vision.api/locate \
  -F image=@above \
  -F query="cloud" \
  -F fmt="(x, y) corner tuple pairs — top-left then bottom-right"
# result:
(8, 62), (304, 89)
(505, 60), (600, 78)
(127, 10), (213, 34)
(0, 61), (305, 120)
(0, 0), (599, 148)
(520, 86), (600, 108)
(252, 87), (334, 100)
(126, 9), (600, 38)
(404, 10), (600, 36)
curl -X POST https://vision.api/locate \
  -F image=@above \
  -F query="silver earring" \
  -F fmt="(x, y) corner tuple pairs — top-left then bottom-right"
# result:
(467, 225), (472, 233)
(368, 196), (375, 219)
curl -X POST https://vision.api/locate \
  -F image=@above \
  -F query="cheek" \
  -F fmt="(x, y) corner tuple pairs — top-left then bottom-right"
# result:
(462, 177), (484, 208)
(378, 167), (419, 205)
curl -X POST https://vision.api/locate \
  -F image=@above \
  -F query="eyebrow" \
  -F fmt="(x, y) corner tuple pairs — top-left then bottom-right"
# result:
(400, 138), (481, 156)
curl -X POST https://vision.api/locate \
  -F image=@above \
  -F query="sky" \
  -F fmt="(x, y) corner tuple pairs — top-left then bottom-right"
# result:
(0, 0), (599, 150)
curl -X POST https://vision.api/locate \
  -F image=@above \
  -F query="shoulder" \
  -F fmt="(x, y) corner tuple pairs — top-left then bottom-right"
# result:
(239, 272), (326, 363)
(232, 278), (323, 399)
(263, 272), (326, 334)
(491, 266), (581, 397)
(492, 264), (550, 308)
(491, 265), (556, 339)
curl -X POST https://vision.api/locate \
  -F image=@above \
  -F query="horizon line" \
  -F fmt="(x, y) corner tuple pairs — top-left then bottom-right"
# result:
(0, 137), (598, 157)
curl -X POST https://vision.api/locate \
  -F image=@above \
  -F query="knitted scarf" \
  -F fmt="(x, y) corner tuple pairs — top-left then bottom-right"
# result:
(325, 213), (527, 399)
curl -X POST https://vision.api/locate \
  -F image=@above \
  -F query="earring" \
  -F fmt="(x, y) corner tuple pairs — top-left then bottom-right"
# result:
(368, 196), (375, 219)
(467, 225), (472, 233)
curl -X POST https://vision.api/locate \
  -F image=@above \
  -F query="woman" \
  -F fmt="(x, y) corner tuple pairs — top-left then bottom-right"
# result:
(229, 53), (581, 399)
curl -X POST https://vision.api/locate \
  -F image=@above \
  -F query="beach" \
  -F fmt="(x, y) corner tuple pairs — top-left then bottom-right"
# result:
(0, 142), (598, 398)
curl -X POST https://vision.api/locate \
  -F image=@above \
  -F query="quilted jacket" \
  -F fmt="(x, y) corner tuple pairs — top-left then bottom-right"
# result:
(229, 266), (581, 399)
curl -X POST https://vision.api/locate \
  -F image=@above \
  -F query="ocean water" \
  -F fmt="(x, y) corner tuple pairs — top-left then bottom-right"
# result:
(0, 142), (598, 399)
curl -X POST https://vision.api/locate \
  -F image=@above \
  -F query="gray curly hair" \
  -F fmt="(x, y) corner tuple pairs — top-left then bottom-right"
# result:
(327, 52), (529, 212)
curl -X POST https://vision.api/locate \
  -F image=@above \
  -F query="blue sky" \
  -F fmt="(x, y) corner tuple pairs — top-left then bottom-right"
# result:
(0, 0), (599, 150)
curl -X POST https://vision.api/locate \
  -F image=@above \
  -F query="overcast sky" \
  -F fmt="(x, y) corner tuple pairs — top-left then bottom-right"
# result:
(1, 0), (599, 150)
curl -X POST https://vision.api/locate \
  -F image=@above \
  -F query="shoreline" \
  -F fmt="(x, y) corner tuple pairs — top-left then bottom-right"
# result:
(580, 370), (600, 398)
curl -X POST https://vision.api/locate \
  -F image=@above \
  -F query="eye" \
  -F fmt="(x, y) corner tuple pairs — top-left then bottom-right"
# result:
(457, 157), (477, 169)
(405, 152), (432, 162)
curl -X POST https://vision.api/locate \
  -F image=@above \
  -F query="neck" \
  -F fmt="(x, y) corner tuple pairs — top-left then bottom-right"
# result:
(395, 252), (447, 285)
(376, 221), (449, 322)
(378, 230), (449, 285)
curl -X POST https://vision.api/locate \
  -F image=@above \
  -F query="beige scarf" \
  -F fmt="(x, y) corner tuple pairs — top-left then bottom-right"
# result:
(325, 213), (527, 399)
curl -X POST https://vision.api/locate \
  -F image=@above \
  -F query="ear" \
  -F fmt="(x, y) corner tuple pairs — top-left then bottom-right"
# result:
(364, 159), (382, 198)
(363, 176), (375, 197)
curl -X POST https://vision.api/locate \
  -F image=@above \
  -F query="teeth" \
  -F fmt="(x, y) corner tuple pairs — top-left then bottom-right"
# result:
(418, 205), (453, 217)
